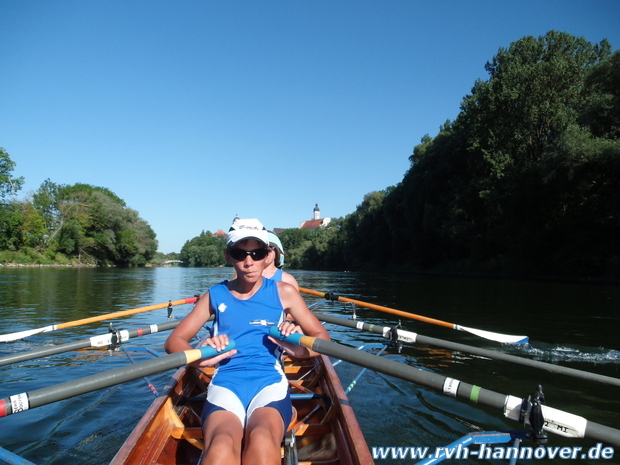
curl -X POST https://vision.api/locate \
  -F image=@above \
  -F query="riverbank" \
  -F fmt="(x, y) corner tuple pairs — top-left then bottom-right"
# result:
(2, 260), (618, 284)
(0, 249), (176, 268)
(0, 263), (98, 267)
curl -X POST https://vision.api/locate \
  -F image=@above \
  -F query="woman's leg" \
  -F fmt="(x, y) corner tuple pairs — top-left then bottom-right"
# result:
(242, 407), (285, 465)
(201, 410), (244, 465)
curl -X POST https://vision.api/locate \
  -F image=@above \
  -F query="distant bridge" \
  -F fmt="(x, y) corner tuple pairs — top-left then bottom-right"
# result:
(163, 260), (182, 264)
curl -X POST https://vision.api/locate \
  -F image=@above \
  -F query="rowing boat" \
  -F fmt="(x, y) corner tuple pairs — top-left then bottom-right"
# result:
(110, 353), (374, 465)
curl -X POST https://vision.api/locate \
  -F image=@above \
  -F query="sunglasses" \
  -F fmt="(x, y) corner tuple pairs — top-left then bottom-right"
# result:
(228, 248), (270, 261)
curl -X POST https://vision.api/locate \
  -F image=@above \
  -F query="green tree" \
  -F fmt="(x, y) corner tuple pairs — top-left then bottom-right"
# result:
(0, 149), (26, 252)
(0, 148), (24, 201)
(0, 202), (22, 250)
(180, 231), (226, 267)
(580, 50), (620, 139)
(278, 228), (313, 269)
(279, 228), (313, 251)
(32, 179), (63, 237)
(337, 192), (391, 270)
(35, 182), (157, 266)
(462, 31), (611, 174)
(300, 220), (343, 270)
(459, 31), (613, 271)
(540, 125), (620, 274)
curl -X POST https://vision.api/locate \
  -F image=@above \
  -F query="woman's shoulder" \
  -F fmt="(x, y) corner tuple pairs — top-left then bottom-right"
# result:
(275, 280), (299, 298)
(282, 272), (299, 290)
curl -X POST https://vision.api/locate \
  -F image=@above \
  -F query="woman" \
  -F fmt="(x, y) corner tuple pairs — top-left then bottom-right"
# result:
(264, 231), (300, 291)
(164, 218), (329, 465)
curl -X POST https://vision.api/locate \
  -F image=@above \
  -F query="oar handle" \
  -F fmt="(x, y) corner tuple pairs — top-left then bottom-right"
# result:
(269, 327), (303, 345)
(0, 340), (236, 417)
(192, 341), (237, 362)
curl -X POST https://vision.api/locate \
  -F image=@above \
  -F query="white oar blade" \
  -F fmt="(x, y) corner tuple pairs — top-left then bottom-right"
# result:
(0, 325), (55, 343)
(456, 325), (528, 344)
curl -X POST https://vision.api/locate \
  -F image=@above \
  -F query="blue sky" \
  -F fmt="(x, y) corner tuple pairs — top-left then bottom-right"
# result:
(2, 1), (619, 253)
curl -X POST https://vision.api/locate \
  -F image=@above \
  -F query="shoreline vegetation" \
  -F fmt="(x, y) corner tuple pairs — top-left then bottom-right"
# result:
(2, 32), (619, 282)
(2, 258), (618, 286)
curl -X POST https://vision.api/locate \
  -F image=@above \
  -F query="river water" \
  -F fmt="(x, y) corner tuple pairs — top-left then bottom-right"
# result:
(0, 267), (618, 464)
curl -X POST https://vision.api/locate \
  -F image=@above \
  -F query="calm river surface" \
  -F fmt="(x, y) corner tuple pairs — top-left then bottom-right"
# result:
(0, 267), (618, 464)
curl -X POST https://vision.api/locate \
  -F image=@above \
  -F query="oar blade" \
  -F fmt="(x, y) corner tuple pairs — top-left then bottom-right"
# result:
(0, 296), (198, 343)
(456, 325), (528, 344)
(300, 288), (529, 344)
(0, 325), (55, 343)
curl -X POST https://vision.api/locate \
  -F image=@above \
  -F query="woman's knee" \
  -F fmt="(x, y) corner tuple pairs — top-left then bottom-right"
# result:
(202, 412), (244, 456)
(245, 411), (285, 448)
(248, 423), (282, 445)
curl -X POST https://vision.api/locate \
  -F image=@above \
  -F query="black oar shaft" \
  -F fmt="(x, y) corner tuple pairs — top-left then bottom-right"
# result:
(308, 336), (507, 411)
(0, 351), (188, 416)
(586, 423), (620, 450)
(0, 340), (92, 367)
(0, 343), (235, 417)
(0, 320), (180, 367)
(316, 313), (620, 388)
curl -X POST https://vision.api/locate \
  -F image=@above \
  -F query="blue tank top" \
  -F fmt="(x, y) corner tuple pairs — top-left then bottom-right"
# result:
(269, 269), (284, 281)
(209, 278), (285, 372)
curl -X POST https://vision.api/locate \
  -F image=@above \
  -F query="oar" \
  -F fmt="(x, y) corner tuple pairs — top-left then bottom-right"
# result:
(0, 340), (236, 417)
(121, 348), (159, 396)
(0, 320), (180, 367)
(315, 313), (620, 388)
(0, 446), (37, 465)
(300, 288), (528, 344)
(0, 297), (199, 342)
(269, 327), (619, 448)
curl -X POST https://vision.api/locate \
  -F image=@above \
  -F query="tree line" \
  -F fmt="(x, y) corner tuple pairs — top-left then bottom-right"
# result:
(0, 153), (157, 266)
(281, 31), (620, 279)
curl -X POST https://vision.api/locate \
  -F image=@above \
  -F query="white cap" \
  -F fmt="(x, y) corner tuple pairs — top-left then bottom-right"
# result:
(268, 232), (285, 267)
(226, 218), (269, 247)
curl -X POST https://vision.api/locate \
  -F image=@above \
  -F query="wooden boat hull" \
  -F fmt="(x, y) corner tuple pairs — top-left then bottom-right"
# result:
(110, 355), (374, 465)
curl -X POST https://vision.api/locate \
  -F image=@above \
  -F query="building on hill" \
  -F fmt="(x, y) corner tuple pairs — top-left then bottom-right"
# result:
(300, 203), (331, 230)
(212, 229), (227, 238)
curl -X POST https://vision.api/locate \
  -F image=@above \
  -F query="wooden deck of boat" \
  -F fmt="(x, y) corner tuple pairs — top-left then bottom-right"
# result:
(110, 355), (374, 465)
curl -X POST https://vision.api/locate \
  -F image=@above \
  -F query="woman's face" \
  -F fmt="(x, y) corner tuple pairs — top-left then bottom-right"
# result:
(227, 239), (269, 282)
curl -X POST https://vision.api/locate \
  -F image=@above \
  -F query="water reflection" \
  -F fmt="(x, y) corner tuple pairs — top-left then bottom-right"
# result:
(0, 267), (618, 465)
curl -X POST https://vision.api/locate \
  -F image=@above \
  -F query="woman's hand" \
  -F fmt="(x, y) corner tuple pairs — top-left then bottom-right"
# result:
(268, 321), (309, 358)
(277, 320), (302, 337)
(193, 335), (237, 367)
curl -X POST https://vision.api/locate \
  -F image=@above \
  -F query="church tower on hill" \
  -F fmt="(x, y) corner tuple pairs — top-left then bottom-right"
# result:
(300, 204), (331, 230)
